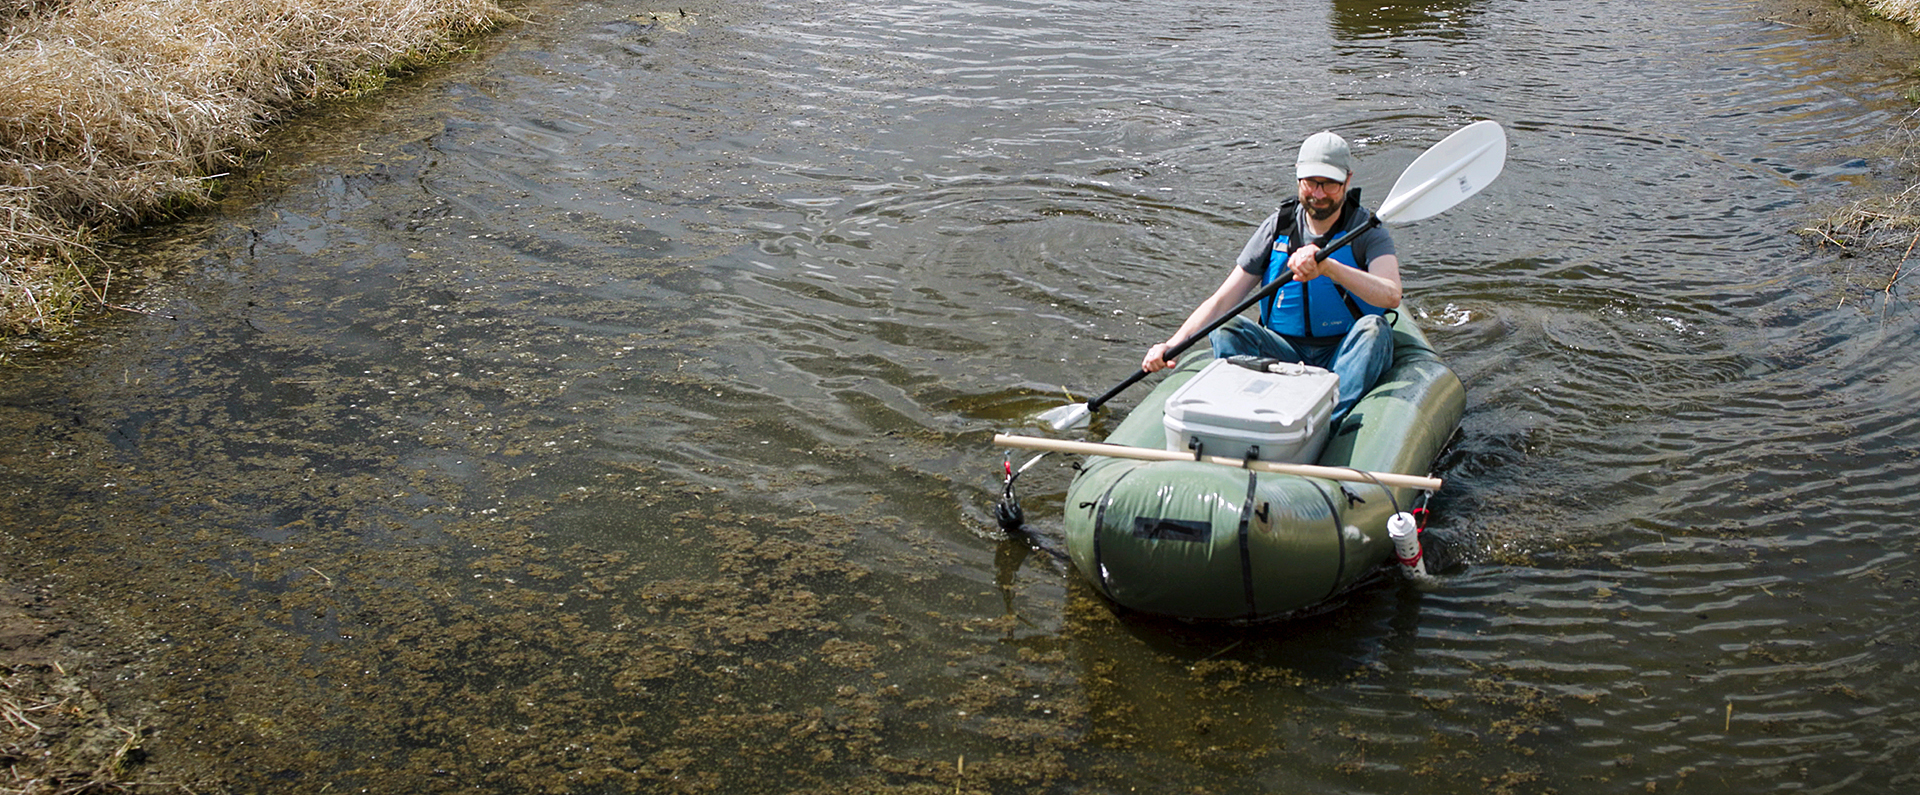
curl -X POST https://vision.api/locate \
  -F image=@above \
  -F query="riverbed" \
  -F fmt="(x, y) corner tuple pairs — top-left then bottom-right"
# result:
(4, 0), (1919, 792)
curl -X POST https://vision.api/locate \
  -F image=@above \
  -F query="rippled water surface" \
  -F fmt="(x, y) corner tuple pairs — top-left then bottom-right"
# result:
(6, 0), (1920, 791)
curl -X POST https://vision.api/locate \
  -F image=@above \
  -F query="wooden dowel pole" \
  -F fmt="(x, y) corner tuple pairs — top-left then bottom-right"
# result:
(993, 433), (1443, 492)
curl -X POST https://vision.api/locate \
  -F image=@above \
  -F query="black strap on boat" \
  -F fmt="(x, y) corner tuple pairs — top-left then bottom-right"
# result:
(1306, 479), (1346, 602)
(1088, 471), (1134, 597)
(1236, 472), (1260, 619)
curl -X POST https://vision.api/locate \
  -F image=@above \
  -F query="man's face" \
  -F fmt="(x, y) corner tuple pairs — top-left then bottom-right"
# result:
(1298, 176), (1348, 222)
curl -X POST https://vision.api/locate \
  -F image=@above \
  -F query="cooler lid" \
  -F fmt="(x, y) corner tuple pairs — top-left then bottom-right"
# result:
(1164, 359), (1338, 432)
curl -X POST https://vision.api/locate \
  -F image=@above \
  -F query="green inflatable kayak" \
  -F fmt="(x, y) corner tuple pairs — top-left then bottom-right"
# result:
(1062, 311), (1464, 621)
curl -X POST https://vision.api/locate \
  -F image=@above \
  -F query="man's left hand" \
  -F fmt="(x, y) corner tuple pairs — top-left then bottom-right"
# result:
(1288, 244), (1325, 282)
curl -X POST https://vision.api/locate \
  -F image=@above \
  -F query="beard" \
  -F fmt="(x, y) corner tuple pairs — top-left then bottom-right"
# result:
(1304, 195), (1340, 222)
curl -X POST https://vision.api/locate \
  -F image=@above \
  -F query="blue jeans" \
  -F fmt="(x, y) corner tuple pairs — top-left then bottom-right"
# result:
(1207, 315), (1395, 425)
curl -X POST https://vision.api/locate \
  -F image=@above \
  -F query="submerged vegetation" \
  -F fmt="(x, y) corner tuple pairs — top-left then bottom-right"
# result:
(0, 0), (512, 339)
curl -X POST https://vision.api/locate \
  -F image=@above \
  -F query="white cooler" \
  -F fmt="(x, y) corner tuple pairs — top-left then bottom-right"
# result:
(1162, 358), (1338, 464)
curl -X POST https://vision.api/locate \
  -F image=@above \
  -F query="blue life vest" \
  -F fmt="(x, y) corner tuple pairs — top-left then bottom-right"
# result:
(1260, 196), (1386, 340)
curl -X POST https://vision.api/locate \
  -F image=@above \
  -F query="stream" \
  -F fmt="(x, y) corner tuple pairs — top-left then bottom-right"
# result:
(4, 0), (1919, 791)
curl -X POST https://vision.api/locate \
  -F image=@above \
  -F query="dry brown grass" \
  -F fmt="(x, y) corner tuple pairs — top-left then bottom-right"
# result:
(1805, 160), (1920, 297)
(1867, 0), (1920, 31)
(0, 0), (512, 338)
(3, 667), (154, 794)
(1797, 2), (1920, 294)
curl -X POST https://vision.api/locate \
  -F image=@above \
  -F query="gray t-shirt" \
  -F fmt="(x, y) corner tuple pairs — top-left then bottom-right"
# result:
(1234, 203), (1396, 276)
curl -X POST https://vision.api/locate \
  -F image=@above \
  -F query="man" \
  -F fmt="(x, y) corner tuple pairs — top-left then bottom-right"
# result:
(1140, 130), (1400, 425)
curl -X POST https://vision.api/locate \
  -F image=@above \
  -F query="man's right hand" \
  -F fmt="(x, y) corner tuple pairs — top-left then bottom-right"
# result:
(1142, 342), (1175, 373)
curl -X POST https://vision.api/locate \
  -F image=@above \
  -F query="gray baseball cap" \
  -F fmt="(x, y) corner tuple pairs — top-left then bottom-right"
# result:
(1296, 131), (1351, 182)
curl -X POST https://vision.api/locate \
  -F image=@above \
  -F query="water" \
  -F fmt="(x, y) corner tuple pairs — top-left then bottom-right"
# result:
(4, 0), (1919, 791)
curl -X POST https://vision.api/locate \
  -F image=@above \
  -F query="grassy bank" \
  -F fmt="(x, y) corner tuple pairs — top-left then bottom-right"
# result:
(1806, 0), (1920, 295)
(0, 0), (513, 340)
(1867, 0), (1920, 30)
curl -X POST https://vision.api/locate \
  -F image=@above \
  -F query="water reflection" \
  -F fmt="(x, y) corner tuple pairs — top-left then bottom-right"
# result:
(1330, 0), (1484, 41)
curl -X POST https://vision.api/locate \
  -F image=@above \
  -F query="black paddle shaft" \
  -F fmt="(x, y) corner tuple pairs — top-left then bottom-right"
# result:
(1082, 215), (1382, 415)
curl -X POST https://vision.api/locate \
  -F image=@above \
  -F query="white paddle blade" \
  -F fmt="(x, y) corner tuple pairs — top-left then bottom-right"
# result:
(1040, 403), (1091, 431)
(1377, 120), (1507, 225)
